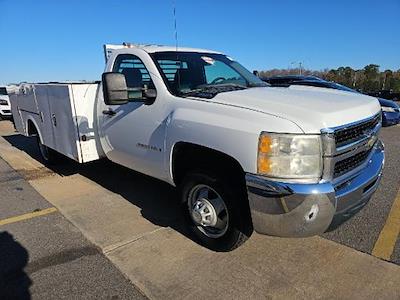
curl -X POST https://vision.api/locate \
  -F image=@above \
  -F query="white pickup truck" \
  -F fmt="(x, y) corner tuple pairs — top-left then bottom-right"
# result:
(10, 44), (384, 251)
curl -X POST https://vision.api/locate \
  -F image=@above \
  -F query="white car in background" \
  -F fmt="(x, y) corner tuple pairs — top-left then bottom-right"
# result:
(0, 87), (12, 120)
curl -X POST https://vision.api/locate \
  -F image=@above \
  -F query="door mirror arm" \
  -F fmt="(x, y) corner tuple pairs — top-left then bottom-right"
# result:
(125, 87), (157, 105)
(142, 88), (157, 105)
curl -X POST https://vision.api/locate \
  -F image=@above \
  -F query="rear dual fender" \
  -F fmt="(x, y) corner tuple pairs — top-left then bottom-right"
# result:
(25, 116), (44, 144)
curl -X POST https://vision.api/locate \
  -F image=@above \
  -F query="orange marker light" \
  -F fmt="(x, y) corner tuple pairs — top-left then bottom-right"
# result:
(259, 135), (272, 153)
(258, 156), (271, 173)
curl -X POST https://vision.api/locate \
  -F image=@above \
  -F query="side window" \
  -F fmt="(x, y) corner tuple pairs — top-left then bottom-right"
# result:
(113, 54), (155, 98)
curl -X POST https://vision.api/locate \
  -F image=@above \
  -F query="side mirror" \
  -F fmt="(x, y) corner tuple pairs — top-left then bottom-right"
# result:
(253, 70), (259, 77)
(102, 72), (129, 105)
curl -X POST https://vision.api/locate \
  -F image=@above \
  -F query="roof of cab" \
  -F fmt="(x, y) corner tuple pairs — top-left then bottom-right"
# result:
(114, 44), (222, 54)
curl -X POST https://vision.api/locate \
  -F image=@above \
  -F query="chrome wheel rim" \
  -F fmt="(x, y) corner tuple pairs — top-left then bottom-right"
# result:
(188, 184), (229, 238)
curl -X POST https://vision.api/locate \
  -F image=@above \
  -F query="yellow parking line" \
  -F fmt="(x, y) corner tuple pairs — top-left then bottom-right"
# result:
(372, 189), (400, 260)
(0, 207), (58, 226)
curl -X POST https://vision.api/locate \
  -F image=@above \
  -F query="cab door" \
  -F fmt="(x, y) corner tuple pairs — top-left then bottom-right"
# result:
(97, 52), (167, 178)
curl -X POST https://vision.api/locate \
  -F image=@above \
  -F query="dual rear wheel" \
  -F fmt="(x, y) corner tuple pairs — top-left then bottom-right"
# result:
(36, 136), (59, 165)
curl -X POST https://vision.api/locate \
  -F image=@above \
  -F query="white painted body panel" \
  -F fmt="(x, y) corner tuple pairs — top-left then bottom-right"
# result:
(163, 99), (302, 184)
(96, 48), (171, 179)
(210, 85), (381, 133)
(9, 84), (40, 135)
(10, 83), (102, 163)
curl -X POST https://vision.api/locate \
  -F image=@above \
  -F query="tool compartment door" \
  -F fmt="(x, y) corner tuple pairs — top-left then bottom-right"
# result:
(70, 84), (101, 163)
(46, 85), (80, 161)
(34, 85), (56, 149)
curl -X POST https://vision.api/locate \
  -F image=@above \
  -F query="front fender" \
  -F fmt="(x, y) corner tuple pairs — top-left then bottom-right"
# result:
(165, 105), (303, 184)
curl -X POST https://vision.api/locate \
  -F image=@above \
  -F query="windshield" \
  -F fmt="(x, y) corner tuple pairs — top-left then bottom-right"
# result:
(0, 87), (7, 95)
(150, 52), (267, 97)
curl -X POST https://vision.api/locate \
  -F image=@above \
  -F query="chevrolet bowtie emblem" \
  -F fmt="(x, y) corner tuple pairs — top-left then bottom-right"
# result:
(367, 135), (378, 149)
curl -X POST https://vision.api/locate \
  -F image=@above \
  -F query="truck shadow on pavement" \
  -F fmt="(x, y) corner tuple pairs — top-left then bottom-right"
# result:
(4, 134), (193, 241)
(0, 231), (31, 299)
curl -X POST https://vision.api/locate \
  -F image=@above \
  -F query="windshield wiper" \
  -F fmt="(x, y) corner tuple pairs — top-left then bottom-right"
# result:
(247, 82), (269, 87)
(179, 84), (248, 99)
(217, 83), (248, 89)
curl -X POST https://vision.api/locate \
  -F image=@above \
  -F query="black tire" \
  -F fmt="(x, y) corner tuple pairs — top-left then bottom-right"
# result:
(180, 170), (253, 251)
(36, 136), (59, 165)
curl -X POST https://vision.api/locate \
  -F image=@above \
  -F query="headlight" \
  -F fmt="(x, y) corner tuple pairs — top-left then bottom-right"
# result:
(381, 106), (397, 113)
(0, 99), (8, 105)
(257, 132), (322, 179)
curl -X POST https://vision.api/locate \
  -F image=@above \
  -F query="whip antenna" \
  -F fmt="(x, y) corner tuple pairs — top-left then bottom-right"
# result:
(173, 0), (181, 91)
(173, 0), (179, 52)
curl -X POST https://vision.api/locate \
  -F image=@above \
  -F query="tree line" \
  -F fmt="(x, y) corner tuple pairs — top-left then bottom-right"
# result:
(258, 64), (400, 94)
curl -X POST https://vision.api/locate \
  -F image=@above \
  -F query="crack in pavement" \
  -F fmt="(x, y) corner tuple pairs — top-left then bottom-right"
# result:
(103, 227), (168, 255)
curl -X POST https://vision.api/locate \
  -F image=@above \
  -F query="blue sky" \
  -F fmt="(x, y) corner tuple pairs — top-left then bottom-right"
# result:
(0, 0), (399, 85)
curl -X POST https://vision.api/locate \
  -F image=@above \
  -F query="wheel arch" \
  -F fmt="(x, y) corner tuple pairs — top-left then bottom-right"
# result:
(171, 141), (246, 187)
(26, 117), (44, 144)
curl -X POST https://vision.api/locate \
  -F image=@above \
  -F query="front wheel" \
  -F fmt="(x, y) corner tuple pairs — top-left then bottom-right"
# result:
(180, 171), (252, 251)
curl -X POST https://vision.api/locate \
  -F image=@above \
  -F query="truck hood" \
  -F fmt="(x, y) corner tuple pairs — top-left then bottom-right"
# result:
(211, 85), (381, 133)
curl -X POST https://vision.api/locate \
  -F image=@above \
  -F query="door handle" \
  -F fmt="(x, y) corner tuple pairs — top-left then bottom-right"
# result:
(102, 109), (116, 116)
(51, 114), (57, 126)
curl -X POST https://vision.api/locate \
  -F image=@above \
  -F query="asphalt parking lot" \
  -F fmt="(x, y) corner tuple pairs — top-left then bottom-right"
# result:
(0, 127), (146, 298)
(0, 119), (400, 299)
(323, 124), (400, 264)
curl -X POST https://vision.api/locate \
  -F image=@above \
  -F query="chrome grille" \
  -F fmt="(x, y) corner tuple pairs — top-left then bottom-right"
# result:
(333, 148), (372, 178)
(321, 113), (382, 181)
(334, 114), (380, 148)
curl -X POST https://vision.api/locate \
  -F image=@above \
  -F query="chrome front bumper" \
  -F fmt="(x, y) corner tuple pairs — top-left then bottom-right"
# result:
(245, 140), (385, 237)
